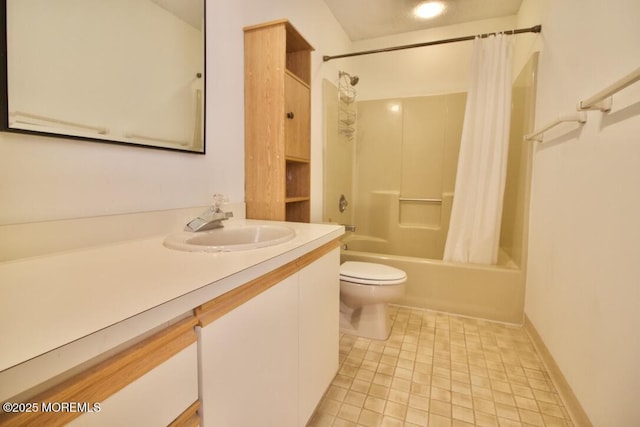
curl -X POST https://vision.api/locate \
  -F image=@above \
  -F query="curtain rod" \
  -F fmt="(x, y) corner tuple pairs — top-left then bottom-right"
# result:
(322, 25), (541, 62)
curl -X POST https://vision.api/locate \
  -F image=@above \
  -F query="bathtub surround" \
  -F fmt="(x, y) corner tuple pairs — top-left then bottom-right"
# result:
(500, 54), (537, 268)
(340, 93), (467, 256)
(324, 52), (537, 325)
(323, 52), (536, 266)
(444, 34), (514, 265)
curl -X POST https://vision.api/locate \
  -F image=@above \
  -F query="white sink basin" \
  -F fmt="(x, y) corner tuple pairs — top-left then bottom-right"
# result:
(164, 224), (295, 252)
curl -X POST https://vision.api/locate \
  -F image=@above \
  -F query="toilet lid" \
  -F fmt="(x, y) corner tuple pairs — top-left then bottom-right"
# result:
(340, 261), (407, 285)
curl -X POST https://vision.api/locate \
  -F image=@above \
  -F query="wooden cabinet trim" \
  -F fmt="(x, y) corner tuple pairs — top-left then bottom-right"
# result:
(296, 239), (340, 270)
(243, 18), (289, 34)
(243, 19), (314, 53)
(196, 238), (341, 327)
(0, 316), (198, 427)
(169, 400), (201, 427)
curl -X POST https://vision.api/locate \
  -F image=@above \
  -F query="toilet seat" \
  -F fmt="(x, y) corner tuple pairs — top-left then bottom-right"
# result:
(340, 261), (407, 285)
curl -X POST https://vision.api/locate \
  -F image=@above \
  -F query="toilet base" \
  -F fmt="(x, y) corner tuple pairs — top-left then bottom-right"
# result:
(339, 301), (391, 340)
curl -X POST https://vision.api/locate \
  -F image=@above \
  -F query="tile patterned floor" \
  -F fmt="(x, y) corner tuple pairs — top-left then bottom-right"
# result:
(307, 306), (574, 427)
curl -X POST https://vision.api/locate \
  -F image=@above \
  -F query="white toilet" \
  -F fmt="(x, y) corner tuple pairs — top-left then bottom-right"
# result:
(339, 261), (407, 340)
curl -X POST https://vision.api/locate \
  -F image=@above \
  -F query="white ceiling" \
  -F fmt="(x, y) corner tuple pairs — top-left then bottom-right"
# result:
(323, 0), (524, 41)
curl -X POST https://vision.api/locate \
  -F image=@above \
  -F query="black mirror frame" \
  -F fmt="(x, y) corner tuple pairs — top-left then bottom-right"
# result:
(0, 1), (206, 154)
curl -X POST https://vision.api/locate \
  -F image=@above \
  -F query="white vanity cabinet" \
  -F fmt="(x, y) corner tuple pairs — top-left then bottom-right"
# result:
(69, 342), (200, 427)
(196, 242), (340, 427)
(0, 220), (343, 427)
(298, 248), (340, 424)
(198, 274), (300, 426)
(0, 317), (201, 427)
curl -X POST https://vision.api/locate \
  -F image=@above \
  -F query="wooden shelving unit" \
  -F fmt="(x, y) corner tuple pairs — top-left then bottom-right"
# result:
(244, 19), (314, 222)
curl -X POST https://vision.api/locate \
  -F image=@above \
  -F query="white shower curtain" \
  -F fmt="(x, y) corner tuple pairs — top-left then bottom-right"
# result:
(443, 34), (513, 265)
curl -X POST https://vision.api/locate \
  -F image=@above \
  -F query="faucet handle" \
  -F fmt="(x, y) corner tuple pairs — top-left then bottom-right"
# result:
(212, 193), (228, 211)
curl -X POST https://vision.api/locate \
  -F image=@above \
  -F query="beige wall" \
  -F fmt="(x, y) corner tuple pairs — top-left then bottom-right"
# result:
(519, 0), (640, 424)
(349, 17), (518, 101)
(0, 0), (352, 255)
(0, 0), (352, 226)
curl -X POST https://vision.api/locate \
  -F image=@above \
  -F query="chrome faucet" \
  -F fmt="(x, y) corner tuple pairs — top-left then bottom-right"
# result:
(184, 194), (234, 232)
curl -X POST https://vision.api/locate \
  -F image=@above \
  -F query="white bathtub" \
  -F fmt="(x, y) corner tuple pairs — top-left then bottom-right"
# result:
(340, 235), (525, 324)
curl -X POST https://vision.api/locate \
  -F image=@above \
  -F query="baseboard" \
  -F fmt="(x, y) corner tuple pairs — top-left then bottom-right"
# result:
(523, 314), (593, 427)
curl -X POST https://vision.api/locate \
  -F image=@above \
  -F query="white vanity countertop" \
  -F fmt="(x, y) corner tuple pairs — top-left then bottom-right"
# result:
(0, 219), (343, 373)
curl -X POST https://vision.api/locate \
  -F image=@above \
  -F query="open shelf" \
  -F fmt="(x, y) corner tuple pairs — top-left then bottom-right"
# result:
(286, 199), (310, 223)
(286, 160), (310, 200)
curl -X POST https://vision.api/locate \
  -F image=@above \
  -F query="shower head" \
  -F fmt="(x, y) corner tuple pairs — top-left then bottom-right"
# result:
(339, 71), (359, 86)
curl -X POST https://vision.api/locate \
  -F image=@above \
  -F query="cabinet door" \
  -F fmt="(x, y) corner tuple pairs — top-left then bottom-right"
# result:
(69, 343), (199, 426)
(284, 72), (310, 160)
(0, 317), (199, 427)
(298, 248), (340, 425)
(200, 275), (299, 427)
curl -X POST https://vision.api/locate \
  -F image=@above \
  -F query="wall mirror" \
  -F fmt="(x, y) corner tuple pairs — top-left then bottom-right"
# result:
(1, 0), (205, 153)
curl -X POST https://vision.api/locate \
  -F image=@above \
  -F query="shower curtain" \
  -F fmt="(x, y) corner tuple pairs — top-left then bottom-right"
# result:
(443, 34), (513, 265)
